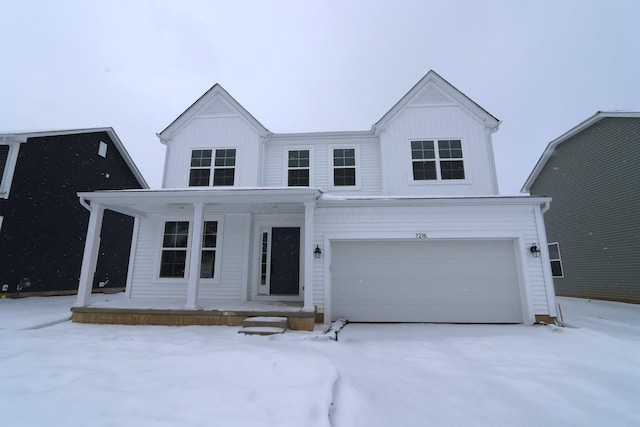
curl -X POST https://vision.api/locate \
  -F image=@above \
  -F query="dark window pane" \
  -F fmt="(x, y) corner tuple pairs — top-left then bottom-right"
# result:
(200, 251), (216, 278)
(214, 149), (236, 166)
(213, 168), (235, 186)
(440, 160), (465, 179)
(288, 169), (310, 187)
(411, 141), (435, 160)
(189, 169), (210, 186)
(203, 221), (218, 248)
(334, 168), (356, 186)
(551, 260), (564, 277)
(160, 250), (187, 277)
(163, 221), (189, 248)
(412, 161), (437, 180)
(333, 148), (355, 167)
(438, 140), (463, 159)
(288, 150), (309, 168)
(548, 243), (560, 259)
(190, 149), (212, 167)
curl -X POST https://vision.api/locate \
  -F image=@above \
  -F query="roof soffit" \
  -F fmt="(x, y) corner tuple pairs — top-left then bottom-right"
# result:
(158, 84), (269, 143)
(373, 70), (500, 133)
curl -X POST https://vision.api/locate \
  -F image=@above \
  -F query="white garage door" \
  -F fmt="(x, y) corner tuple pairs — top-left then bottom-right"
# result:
(331, 240), (523, 323)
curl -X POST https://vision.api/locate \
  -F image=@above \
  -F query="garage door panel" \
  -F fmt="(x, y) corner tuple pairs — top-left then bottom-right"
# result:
(331, 240), (523, 323)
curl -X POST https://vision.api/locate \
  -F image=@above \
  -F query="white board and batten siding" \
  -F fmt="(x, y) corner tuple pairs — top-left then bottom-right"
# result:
(379, 105), (499, 196)
(163, 115), (262, 188)
(312, 202), (553, 323)
(128, 213), (248, 301)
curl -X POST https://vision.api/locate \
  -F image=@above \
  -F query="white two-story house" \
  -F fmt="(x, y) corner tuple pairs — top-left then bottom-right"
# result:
(73, 71), (557, 329)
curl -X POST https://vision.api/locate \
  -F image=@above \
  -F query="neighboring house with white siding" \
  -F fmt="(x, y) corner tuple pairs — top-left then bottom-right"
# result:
(73, 71), (557, 329)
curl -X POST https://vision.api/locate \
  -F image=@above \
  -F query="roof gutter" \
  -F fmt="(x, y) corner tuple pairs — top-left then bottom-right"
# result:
(79, 195), (91, 211)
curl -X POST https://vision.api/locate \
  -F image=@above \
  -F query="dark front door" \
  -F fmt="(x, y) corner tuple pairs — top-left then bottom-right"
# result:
(269, 227), (300, 295)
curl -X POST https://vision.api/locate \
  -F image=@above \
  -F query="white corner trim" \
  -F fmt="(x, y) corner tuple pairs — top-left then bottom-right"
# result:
(0, 141), (23, 199)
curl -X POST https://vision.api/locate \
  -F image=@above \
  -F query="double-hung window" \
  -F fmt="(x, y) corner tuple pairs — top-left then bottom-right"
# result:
(548, 242), (564, 278)
(333, 148), (356, 186)
(411, 139), (465, 181)
(160, 221), (190, 278)
(287, 149), (310, 187)
(159, 220), (222, 280)
(189, 148), (236, 187)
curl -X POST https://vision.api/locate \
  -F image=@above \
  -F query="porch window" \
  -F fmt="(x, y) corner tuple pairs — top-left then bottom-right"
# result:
(160, 221), (190, 277)
(188, 148), (236, 187)
(548, 242), (564, 278)
(260, 232), (269, 285)
(411, 139), (465, 181)
(287, 149), (310, 187)
(333, 148), (356, 186)
(200, 221), (218, 278)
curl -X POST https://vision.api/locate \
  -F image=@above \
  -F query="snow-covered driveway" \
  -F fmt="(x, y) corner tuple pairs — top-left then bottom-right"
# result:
(1, 295), (639, 426)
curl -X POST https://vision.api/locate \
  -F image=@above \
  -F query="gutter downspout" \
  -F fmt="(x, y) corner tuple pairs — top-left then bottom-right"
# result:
(541, 200), (551, 214)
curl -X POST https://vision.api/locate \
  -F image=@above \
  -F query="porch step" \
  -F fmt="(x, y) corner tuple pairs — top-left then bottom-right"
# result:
(239, 316), (288, 335)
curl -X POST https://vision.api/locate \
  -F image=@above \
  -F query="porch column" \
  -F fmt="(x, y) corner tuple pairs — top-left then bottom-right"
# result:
(303, 201), (315, 310)
(185, 202), (204, 309)
(74, 202), (105, 307)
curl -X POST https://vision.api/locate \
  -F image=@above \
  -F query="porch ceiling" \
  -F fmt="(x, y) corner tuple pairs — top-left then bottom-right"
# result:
(77, 187), (321, 216)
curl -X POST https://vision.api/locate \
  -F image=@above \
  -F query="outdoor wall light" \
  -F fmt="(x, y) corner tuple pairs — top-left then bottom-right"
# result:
(530, 243), (541, 257)
(314, 245), (322, 259)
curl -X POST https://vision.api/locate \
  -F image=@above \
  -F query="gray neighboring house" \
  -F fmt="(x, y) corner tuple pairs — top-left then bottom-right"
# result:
(522, 111), (640, 304)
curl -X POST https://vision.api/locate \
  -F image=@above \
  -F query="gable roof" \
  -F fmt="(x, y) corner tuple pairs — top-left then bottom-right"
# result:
(158, 84), (269, 142)
(0, 127), (148, 188)
(373, 70), (500, 133)
(521, 111), (640, 192)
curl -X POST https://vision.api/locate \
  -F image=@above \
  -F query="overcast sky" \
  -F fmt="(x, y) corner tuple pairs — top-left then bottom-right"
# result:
(2, 0), (639, 193)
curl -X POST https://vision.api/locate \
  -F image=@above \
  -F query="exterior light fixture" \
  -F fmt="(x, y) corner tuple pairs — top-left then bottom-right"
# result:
(314, 245), (322, 259)
(530, 243), (541, 257)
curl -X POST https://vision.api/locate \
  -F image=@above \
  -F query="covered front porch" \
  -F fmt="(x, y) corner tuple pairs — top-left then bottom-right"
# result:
(73, 188), (323, 331)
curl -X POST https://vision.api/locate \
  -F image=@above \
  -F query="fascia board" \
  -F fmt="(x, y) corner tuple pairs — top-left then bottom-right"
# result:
(373, 70), (500, 133)
(521, 111), (640, 192)
(158, 84), (269, 143)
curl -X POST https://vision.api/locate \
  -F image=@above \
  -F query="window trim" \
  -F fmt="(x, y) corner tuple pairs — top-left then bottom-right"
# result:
(187, 147), (238, 187)
(408, 138), (470, 185)
(548, 242), (564, 278)
(284, 146), (313, 187)
(329, 145), (361, 190)
(155, 215), (224, 284)
(0, 141), (23, 199)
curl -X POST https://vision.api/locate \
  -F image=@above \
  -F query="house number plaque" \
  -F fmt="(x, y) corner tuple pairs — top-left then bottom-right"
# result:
(415, 233), (428, 239)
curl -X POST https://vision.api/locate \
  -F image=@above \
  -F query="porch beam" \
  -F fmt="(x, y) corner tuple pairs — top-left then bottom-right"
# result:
(74, 202), (105, 307)
(303, 201), (315, 310)
(185, 202), (204, 309)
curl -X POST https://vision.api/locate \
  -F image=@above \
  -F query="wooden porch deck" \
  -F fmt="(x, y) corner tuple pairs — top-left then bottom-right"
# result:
(71, 298), (318, 331)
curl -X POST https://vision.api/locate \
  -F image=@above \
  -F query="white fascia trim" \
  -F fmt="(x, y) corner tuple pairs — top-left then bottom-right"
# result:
(0, 139), (23, 199)
(521, 111), (640, 192)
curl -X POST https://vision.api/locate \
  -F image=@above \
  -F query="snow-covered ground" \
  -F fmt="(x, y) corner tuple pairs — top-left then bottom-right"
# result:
(1, 295), (639, 426)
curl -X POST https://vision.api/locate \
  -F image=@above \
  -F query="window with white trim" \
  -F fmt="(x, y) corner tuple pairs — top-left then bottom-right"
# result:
(200, 221), (218, 279)
(411, 139), (465, 181)
(548, 242), (564, 278)
(332, 148), (356, 186)
(188, 148), (236, 187)
(160, 221), (190, 278)
(287, 149), (310, 187)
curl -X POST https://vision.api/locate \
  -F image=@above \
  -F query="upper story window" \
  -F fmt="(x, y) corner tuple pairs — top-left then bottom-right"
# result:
(333, 148), (356, 186)
(411, 139), (465, 181)
(189, 148), (236, 187)
(548, 242), (564, 278)
(287, 149), (310, 187)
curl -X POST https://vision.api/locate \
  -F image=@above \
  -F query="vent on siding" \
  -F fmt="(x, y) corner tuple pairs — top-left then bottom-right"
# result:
(199, 97), (235, 116)
(411, 84), (453, 105)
